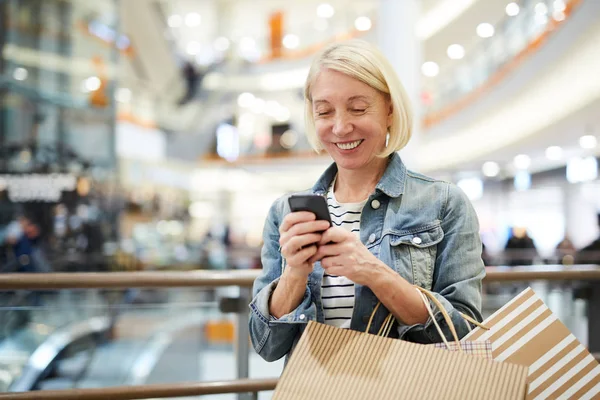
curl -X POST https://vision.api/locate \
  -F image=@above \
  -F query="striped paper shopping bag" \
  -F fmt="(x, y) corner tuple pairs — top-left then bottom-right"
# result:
(274, 321), (528, 400)
(463, 288), (600, 400)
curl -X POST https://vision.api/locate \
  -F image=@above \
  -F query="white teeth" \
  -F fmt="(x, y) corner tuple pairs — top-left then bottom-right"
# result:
(336, 140), (362, 150)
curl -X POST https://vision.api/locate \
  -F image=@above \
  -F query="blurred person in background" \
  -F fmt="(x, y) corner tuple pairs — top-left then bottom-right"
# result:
(178, 61), (199, 106)
(177, 59), (222, 106)
(2, 214), (50, 274)
(555, 234), (576, 265)
(249, 40), (485, 363)
(577, 213), (600, 265)
(504, 227), (538, 266)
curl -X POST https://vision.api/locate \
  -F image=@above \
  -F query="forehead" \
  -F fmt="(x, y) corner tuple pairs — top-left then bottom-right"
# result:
(311, 68), (381, 103)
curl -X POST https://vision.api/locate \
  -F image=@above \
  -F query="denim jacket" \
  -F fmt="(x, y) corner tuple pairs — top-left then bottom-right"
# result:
(249, 153), (485, 362)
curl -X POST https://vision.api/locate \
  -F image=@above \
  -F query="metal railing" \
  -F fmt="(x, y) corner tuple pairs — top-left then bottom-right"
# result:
(0, 265), (598, 399)
(1, 265), (600, 291)
(0, 378), (278, 400)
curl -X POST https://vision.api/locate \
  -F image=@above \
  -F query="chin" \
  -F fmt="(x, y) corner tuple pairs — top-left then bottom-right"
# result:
(332, 157), (369, 170)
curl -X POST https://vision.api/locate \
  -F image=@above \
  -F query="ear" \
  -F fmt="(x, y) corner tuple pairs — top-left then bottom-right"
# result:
(386, 101), (393, 128)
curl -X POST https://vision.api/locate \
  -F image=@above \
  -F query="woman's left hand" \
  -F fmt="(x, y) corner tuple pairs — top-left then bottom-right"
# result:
(308, 226), (383, 286)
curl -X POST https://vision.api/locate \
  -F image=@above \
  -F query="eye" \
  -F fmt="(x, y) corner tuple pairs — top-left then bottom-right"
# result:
(351, 109), (366, 113)
(316, 110), (331, 116)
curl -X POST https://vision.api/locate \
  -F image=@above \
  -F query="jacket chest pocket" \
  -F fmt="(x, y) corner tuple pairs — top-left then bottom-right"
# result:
(388, 224), (444, 290)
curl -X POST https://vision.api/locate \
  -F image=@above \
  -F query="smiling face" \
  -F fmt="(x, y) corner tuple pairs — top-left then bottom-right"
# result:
(310, 68), (392, 172)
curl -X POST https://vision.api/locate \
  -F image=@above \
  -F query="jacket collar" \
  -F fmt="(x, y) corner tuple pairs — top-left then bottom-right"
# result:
(311, 152), (406, 198)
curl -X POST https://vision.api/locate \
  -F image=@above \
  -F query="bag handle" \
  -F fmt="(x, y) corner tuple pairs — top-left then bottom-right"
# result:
(415, 286), (462, 352)
(364, 286), (489, 350)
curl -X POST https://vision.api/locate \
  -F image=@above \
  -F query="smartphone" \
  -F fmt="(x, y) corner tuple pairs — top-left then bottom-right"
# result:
(288, 194), (332, 226)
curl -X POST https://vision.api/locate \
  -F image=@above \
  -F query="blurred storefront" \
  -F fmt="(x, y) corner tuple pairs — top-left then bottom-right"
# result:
(0, 0), (122, 273)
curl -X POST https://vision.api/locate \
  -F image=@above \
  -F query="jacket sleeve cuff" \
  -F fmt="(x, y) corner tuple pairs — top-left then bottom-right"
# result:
(249, 277), (317, 325)
(396, 292), (471, 343)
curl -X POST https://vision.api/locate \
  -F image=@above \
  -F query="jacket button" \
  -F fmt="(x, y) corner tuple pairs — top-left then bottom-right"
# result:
(412, 237), (422, 245)
(368, 233), (377, 243)
(299, 314), (306, 320)
(371, 199), (381, 209)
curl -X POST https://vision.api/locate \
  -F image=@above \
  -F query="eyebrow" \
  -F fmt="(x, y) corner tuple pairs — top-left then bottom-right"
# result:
(313, 95), (372, 105)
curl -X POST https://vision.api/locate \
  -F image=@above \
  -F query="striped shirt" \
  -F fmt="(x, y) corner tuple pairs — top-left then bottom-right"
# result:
(321, 181), (366, 329)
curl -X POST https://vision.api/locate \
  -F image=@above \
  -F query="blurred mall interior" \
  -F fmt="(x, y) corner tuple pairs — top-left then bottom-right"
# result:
(0, 0), (599, 398)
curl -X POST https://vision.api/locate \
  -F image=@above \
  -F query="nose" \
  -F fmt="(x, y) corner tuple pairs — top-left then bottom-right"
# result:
(332, 113), (353, 137)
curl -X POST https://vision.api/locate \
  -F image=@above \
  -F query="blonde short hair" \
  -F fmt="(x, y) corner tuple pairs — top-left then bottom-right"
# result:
(304, 39), (413, 158)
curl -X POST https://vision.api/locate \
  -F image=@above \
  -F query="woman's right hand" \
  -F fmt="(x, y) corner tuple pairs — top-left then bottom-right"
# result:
(279, 211), (331, 278)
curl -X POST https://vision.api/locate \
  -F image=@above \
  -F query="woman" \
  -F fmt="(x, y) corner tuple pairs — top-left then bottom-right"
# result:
(249, 40), (485, 362)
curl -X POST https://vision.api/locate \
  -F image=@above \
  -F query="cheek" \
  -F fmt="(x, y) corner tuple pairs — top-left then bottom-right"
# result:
(314, 121), (331, 138)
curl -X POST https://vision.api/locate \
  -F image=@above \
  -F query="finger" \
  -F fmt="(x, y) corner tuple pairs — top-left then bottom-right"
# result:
(308, 243), (346, 264)
(319, 227), (351, 245)
(287, 220), (331, 238)
(286, 245), (318, 266)
(321, 258), (346, 278)
(279, 211), (315, 234)
(281, 233), (322, 258)
(279, 220), (329, 249)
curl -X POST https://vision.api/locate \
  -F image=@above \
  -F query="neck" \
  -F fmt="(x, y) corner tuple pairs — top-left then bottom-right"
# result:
(334, 157), (388, 203)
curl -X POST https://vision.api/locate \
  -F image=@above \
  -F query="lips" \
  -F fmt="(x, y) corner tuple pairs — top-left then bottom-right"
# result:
(335, 140), (363, 150)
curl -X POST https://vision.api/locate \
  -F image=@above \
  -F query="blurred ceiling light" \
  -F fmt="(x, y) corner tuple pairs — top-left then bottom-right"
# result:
(116, 88), (132, 103)
(168, 15), (182, 28)
(505, 2), (520, 16)
(476, 23), (495, 38)
(189, 202), (213, 219)
(238, 37), (261, 61)
(566, 156), (598, 183)
(275, 107), (291, 122)
(186, 41), (201, 55)
(116, 35), (130, 50)
(579, 135), (598, 149)
(535, 13), (549, 25)
(317, 3), (335, 18)
(239, 37), (256, 52)
(553, 0), (566, 12)
(84, 76), (101, 92)
(354, 16), (372, 32)
(447, 44), (465, 60)
(457, 178), (483, 201)
(553, 10), (566, 21)
(514, 171), (531, 191)
(280, 130), (299, 149)
(237, 112), (255, 137)
(314, 18), (329, 31)
(282, 34), (300, 49)
(545, 146), (563, 160)
(535, 3), (548, 15)
(214, 37), (230, 52)
(482, 161), (500, 177)
(251, 98), (266, 114)
(265, 100), (280, 114)
(421, 61), (439, 77)
(13, 67), (28, 81)
(185, 12), (201, 27)
(237, 92), (255, 108)
(513, 154), (531, 170)
(196, 48), (215, 66)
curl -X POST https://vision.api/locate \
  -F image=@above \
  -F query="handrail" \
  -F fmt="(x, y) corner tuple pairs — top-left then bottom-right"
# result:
(0, 378), (278, 400)
(0, 270), (260, 290)
(484, 264), (600, 282)
(0, 265), (599, 290)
